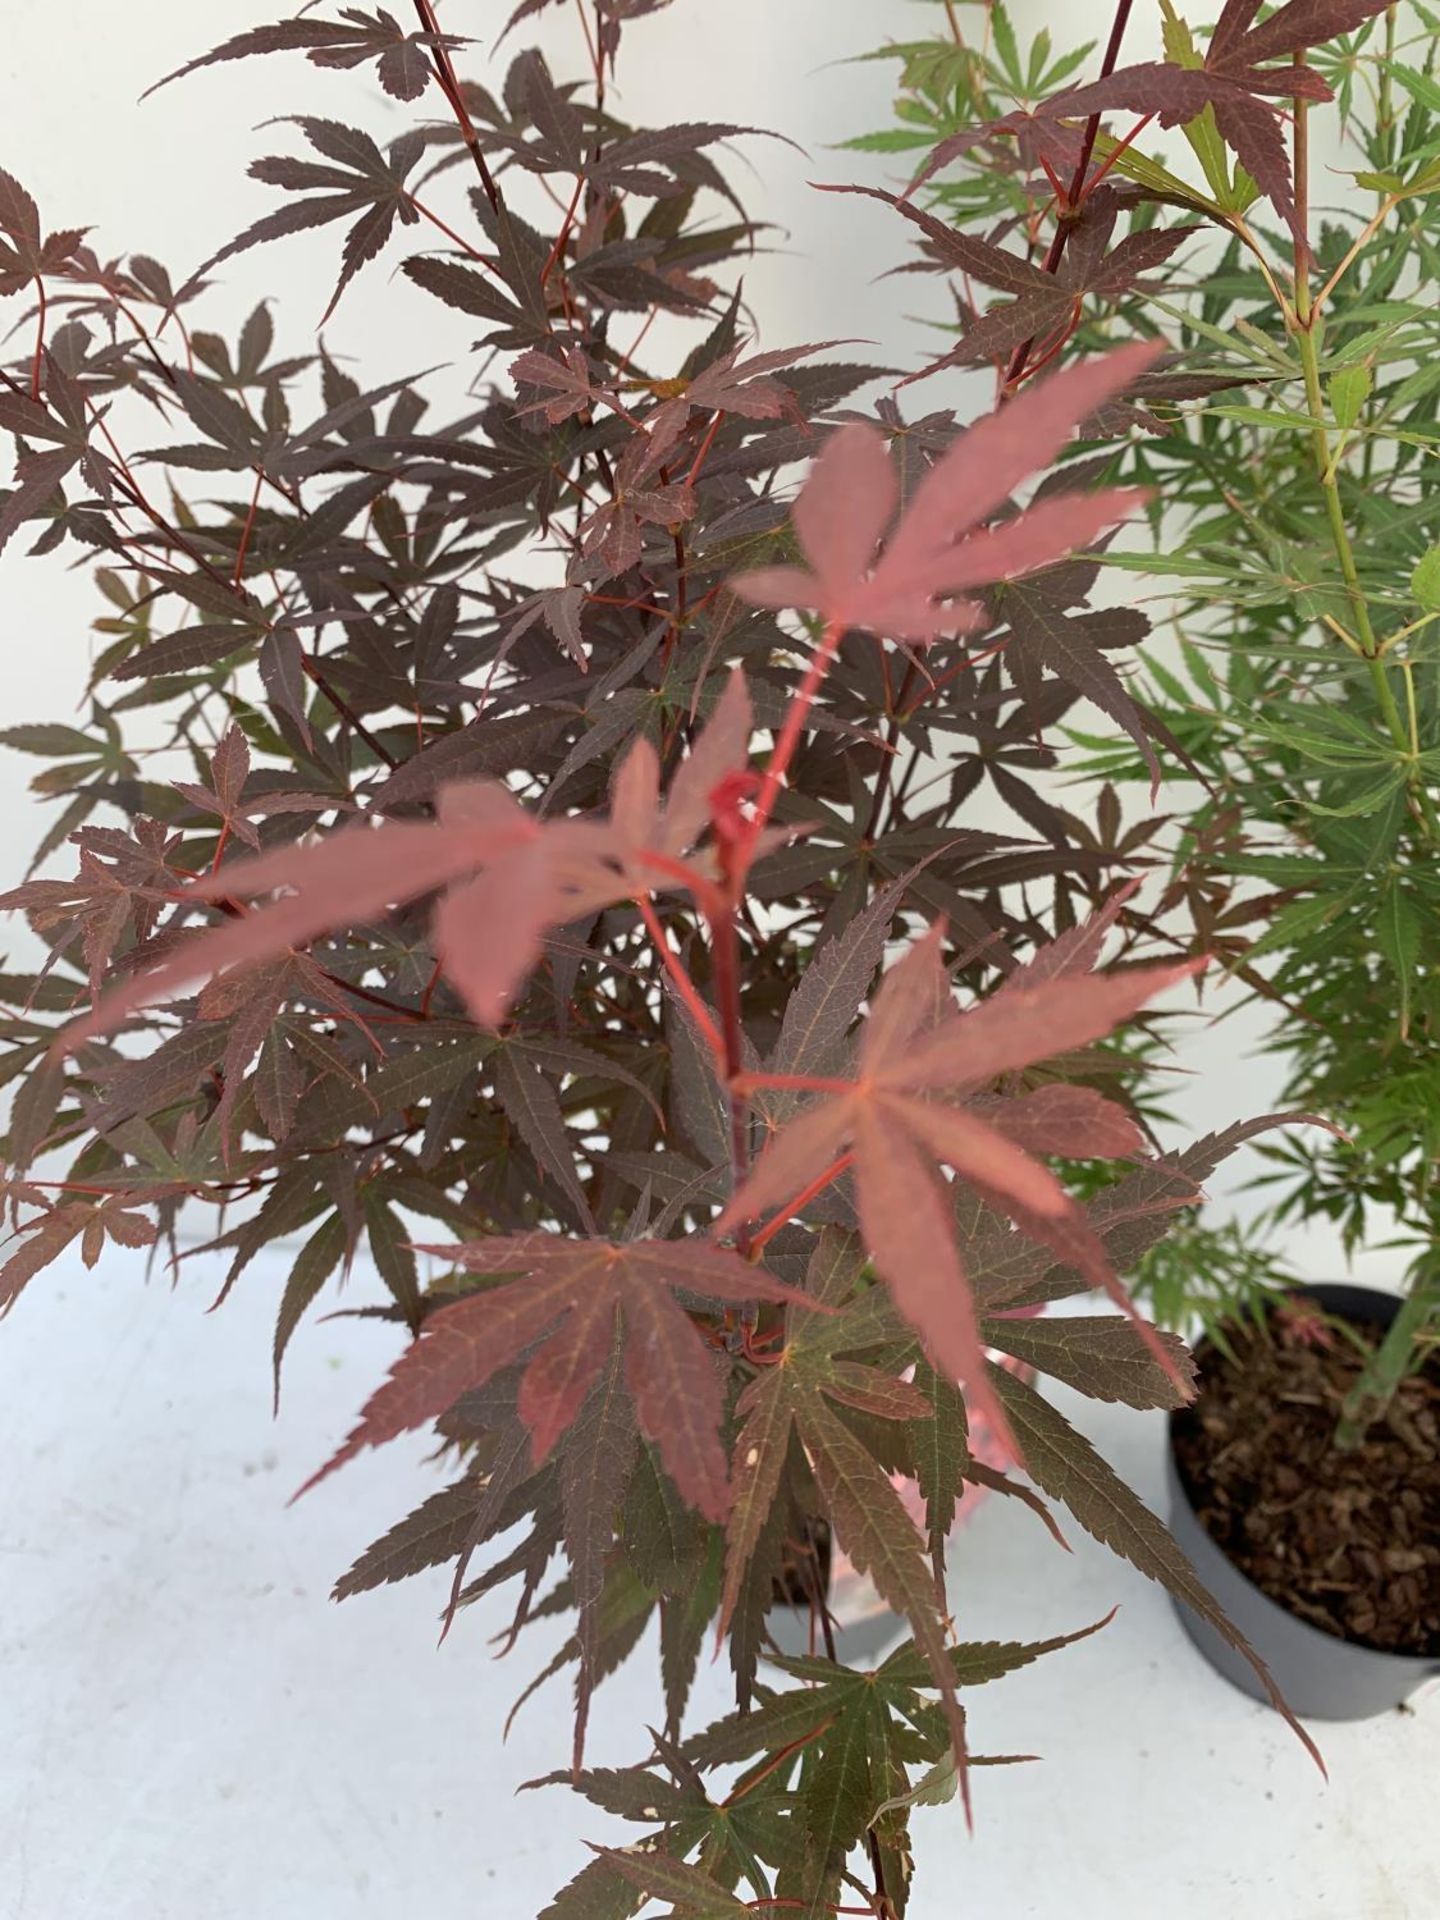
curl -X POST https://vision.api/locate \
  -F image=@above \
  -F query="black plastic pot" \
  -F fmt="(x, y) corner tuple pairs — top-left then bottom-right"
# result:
(1166, 1282), (1440, 1721)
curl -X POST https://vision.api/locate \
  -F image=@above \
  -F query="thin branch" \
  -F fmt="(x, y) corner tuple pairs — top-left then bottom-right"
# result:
(412, 0), (503, 210)
(638, 894), (723, 1057)
(1003, 0), (1135, 390)
(29, 274), (47, 401)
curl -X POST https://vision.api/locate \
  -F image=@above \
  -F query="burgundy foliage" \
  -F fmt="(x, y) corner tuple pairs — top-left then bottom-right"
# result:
(0, 3), (1340, 1911)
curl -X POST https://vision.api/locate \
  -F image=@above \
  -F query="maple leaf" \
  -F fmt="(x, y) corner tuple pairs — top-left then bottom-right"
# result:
(718, 921), (1199, 1461)
(642, 340), (837, 461)
(581, 433), (698, 576)
(185, 117), (428, 322)
(1, 1191), (157, 1314)
(731, 342), (1160, 642)
(829, 183), (1196, 381)
(906, 110), (1088, 197)
(141, 11), (465, 104)
(171, 723), (347, 852)
(297, 1233), (816, 1522)
(1037, 0), (1394, 240)
(0, 378), (94, 558)
(510, 345), (600, 425)
(0, 168), (86, 296)
(61, 671), (755, 1044)
(0, 817), (186, 997)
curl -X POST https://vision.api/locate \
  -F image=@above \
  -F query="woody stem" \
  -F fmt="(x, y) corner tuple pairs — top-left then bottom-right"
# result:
(1003, 0), (1135, 389)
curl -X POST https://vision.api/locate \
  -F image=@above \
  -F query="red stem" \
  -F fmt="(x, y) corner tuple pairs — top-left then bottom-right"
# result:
(684, 409), (725, 488)
(748, 1150), (856, 1255)
(638, 894), (724, 1058)
(707, 904), (752, 1235)
(540, 172), (586, 288)
(232, 467), (264, 585)
(30, 274), (47, 401)
(1003, 0), (1135, 390)
(412, 0), (503, 210)
(733, 1071), (856, 1096)
(739, 620), (844, 872)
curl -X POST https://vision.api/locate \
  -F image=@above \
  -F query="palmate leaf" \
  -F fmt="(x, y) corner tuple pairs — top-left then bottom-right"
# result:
(1038, 0), (1394, 239)
(0, 166), (86, 295)
(830, 181), (1198, 381)
(298, 1234), (815, 1522)
(715, 1230), (980, 1829)
(142, 11), (465, 104)
(561, 1335), (639, 1767)
(688, 1606), (1111, 1867)
(592, 1848), (748, 1916)
(183, 116), (428, 321)
(733, 343), (1160, 642)
(332, 1473), (483, 1600)
(64, 672), (755, 1043)
(721, 921), (1198, 1462)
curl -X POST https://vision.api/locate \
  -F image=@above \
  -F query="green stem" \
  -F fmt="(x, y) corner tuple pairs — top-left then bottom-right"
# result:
(1291, 83), (1410, 759)
(1377, 5), (1398, 166)
(1335, 1266), (1437, 1448)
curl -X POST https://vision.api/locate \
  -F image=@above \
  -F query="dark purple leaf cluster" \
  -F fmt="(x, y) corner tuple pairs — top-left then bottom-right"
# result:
(0, 4), (1335, 1911)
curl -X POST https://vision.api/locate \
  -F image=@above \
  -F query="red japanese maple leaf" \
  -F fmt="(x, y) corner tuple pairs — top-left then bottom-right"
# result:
(718, 918), (1201, 1460)
(730, 341), (1161, 642)
(297, 1233), (819, 1521)
(63, 671), (756, 1045)
(1038, 0), (1393, 241)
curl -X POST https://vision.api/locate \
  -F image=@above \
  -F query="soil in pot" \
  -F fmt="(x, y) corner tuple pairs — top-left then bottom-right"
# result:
(1172, 1308), (1440, 1660)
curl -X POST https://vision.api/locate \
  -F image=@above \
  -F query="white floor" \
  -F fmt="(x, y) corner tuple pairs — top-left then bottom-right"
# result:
(3, 1245), (1437, 1920)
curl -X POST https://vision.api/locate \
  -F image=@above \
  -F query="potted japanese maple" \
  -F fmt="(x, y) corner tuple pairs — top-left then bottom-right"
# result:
(850, 0), (1440, 1719)
(0, 0), (1414, 1910)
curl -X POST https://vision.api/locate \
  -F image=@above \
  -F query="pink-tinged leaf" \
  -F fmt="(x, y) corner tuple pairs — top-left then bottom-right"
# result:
(620, 1277), (731, 1522)
(302, 1233), (806, 1511)
(852, 1106), (1019, 1465)
(934, 488), (1151, 595)
(517, 1292), (617, 1464)
(882, 1092), (1071, 1219)
(731, 344), (1160, 641)
(893, 960), (1202, 1092)
(726, 563), (820, 610)
(859, 916), (949, 1063)
(981, 1084), (1145, 1159)
(714, 1095), (854, 1235)
(792, 421), (898, 603)
(663, 667), (753, 855)
(609, 737), (662, 848)
(295, 1274), (573, 1496)
(882, 343), (1163, 583)
(63, 788), (539, 1047)
(433, 862), (559, 1029)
